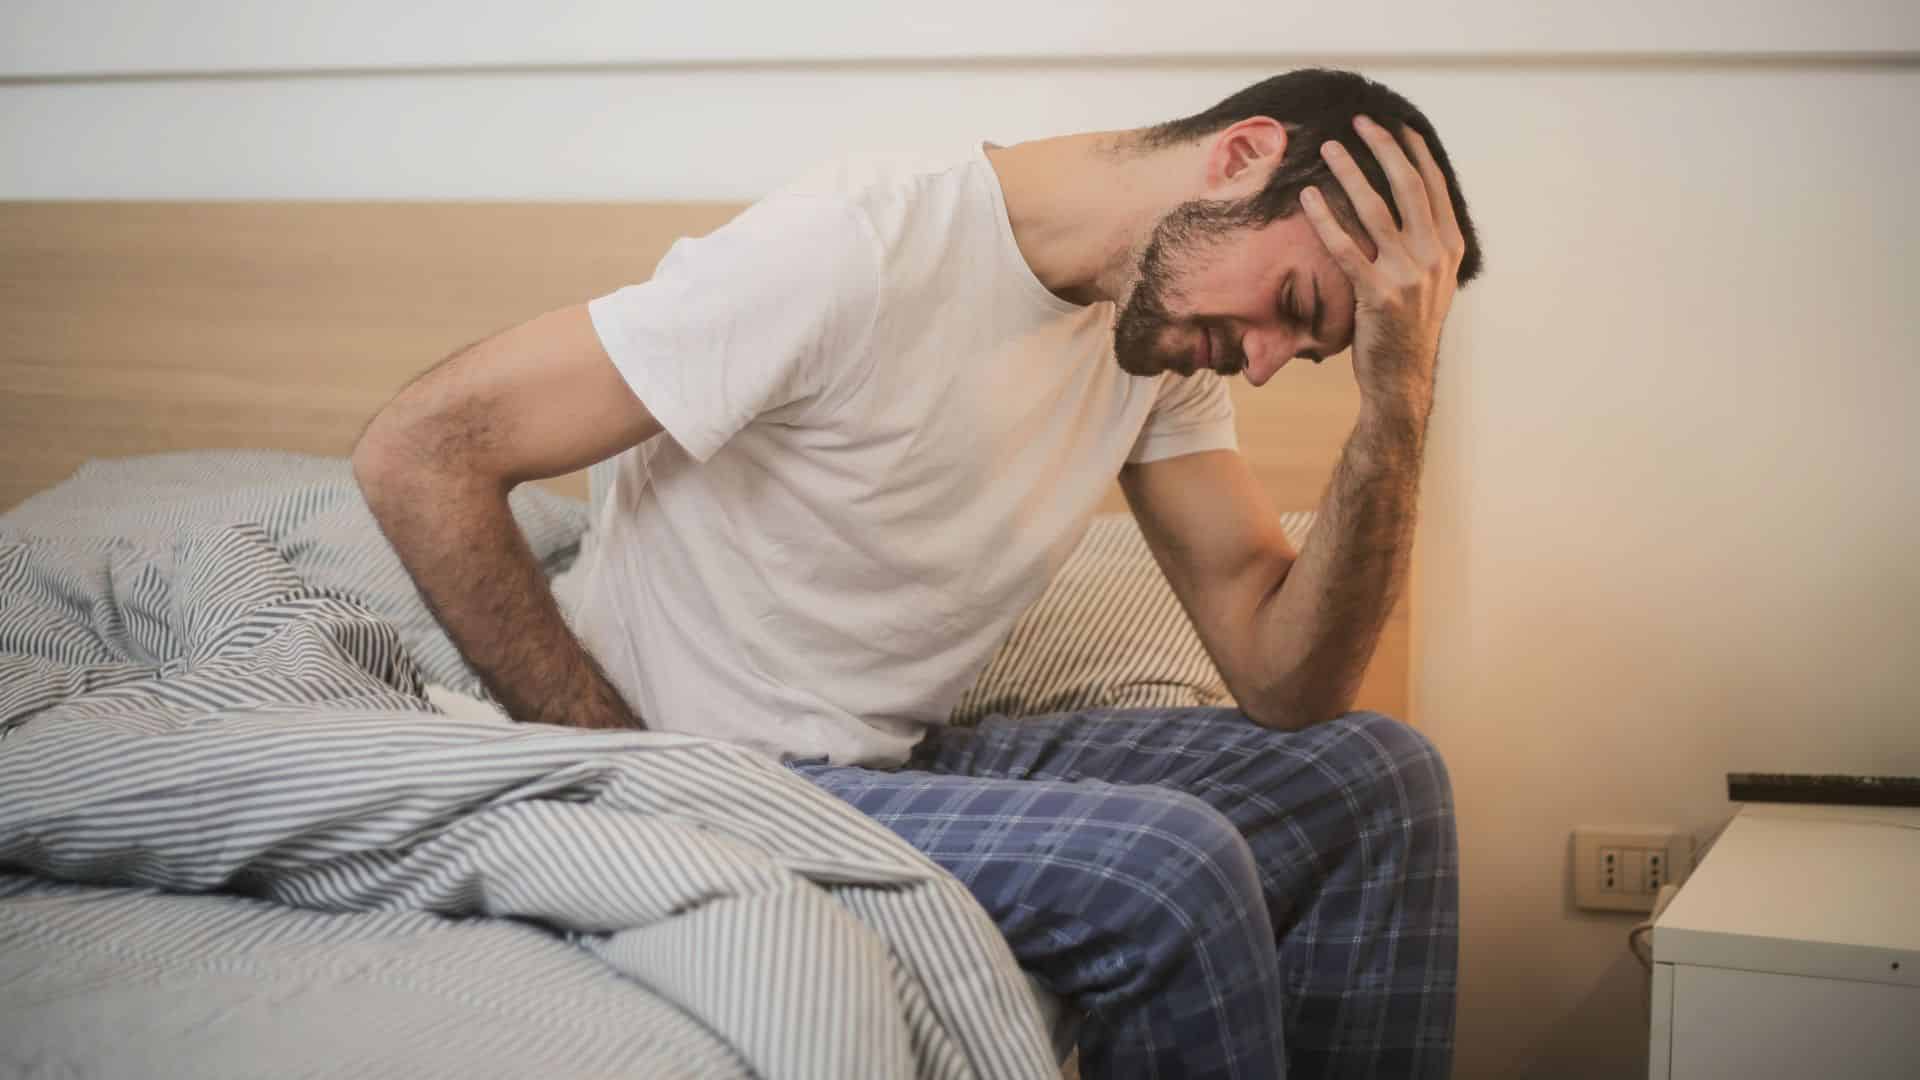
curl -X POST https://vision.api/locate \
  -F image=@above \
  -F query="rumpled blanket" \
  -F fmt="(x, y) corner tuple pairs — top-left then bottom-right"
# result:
(0, 452), (1055, 1080)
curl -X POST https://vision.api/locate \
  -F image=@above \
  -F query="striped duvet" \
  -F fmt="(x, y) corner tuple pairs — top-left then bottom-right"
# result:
(0, 452), (1055, 1080)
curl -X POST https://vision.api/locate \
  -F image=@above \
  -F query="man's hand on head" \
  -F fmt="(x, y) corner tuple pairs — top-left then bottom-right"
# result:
(1298, 115), (1467, 429)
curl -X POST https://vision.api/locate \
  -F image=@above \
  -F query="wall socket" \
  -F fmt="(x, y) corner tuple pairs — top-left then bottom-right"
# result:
(1572, 826), (1694, 913)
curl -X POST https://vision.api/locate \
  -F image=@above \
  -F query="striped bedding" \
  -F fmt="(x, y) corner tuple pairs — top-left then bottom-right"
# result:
(0, 452), (1056, 1080)
(950, 509), (1314, 725)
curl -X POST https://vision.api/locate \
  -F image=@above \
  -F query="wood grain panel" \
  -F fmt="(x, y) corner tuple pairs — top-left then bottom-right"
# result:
(0, 201), (740, 508)
(0, 200), (1405, 721)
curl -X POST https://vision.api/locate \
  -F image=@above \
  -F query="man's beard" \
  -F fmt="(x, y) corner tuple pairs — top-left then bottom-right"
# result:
(1113, 198), (1253, 377)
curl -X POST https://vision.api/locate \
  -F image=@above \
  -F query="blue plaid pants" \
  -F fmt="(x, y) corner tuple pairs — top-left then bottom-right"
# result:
(790, 708), (1458, 1080)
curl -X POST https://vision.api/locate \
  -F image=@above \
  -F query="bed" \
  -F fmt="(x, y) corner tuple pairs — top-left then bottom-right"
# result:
(0, 201), (1410, 1077)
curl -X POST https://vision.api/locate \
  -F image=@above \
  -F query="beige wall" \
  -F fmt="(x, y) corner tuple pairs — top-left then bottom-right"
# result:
(6, 13), (1919, 1076)
(1411, 65), (1920, 1077)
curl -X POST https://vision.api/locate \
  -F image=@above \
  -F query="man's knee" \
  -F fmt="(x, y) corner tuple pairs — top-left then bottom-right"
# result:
(1140, 789), (1265, 906)
(1237, 712), (1459, 942)
(1054, 788), (1275, 1004)
(1230, 711), (1456, 899)
(1071, 787), (1269, 940)
(1312, 710), (1455, 824)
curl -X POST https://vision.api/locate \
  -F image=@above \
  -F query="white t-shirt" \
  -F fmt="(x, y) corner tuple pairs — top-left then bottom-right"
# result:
(574, 143), (1236, 766)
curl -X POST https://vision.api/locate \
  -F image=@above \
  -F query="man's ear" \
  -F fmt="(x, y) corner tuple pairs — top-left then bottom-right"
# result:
(1208, 117), (1288, 195)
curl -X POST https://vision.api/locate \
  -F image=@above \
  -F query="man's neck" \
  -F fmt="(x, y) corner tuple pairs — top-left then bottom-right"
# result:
(984, 131), (1200, 308)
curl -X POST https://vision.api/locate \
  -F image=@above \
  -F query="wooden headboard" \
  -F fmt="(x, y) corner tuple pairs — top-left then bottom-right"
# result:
(0, 201), (1407, 720)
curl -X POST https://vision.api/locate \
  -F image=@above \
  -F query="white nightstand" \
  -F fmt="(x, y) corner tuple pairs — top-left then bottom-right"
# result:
(1649, 803), (1920, 1079)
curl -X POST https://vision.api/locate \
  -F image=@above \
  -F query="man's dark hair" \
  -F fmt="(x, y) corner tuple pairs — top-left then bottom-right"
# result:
(1139, 68), (1484, 284)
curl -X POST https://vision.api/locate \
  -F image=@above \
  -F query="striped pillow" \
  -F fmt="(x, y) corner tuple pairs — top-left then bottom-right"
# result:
(950, 511), (1314, 725)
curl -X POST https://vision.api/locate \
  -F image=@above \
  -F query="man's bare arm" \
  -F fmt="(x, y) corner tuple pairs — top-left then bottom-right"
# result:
(1122, 417), (1421, 731)
(352, 302), (660, 730)
(1122, 116), (1465, 731)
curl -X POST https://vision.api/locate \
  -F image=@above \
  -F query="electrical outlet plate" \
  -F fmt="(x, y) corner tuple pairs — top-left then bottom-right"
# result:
(1572, 826), (1694, 913)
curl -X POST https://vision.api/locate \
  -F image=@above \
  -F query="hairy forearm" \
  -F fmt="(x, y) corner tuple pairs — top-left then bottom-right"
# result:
(1244, 402), (1428, 730)
(355, 458), (643, 731)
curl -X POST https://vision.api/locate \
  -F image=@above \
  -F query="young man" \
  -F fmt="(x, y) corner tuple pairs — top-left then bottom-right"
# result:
(355, 68), (1483, 1080)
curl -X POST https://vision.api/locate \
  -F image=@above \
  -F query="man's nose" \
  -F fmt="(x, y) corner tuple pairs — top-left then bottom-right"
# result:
(1241, 328), (1296, 387)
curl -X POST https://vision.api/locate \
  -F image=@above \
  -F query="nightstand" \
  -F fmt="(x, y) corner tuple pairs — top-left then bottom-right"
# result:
(1649, 804), (1920, 1079)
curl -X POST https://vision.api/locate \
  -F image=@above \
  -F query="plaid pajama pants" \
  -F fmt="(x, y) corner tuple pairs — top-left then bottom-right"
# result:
(790, 708), (1458, 1080)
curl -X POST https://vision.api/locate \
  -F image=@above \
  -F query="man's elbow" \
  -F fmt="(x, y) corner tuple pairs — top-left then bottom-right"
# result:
(353, 404), (516, 521)
(351, 403), (456, 516)
(351, 411), (409, 508)
(1241, 680), (1356, 733)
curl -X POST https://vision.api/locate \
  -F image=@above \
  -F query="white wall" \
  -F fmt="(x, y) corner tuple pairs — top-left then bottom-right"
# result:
(7, 0), (1915, 75)
(1408, 63), (1920, 1078)
(6, 6), (1919, 1077)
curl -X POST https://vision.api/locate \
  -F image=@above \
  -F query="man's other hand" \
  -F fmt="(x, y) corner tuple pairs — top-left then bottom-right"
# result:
(1298, 115), (1467, 426)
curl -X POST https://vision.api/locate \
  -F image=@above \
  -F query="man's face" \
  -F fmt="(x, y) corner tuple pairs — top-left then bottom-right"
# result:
(1113, 200), (1357, 388)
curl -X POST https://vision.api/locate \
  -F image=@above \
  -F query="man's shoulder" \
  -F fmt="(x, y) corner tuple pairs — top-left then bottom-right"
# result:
(753, 144), (1013, 316)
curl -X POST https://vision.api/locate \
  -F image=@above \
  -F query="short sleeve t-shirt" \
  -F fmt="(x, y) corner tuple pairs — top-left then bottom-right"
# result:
(574, 143), (1237, 766)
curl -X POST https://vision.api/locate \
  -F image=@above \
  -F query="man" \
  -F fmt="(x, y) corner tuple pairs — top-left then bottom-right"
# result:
(354, 67), (1482, 1079)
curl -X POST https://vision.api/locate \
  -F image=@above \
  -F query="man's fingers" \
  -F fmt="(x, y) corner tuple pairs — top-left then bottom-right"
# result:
(1318, 140), (1399, 251)
(1299, 186), (1372, 282)
(1404, 128), (1464, 253)
(1352, 115), (1438, 250)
